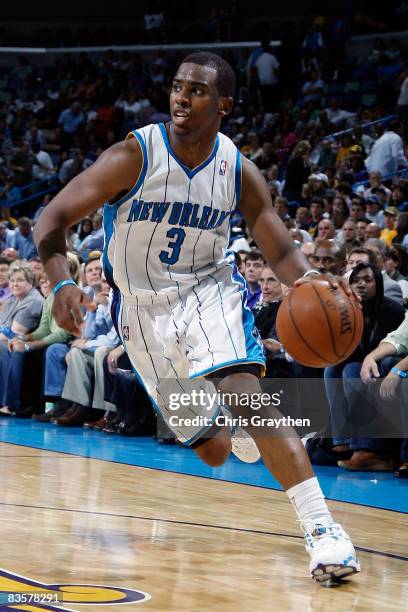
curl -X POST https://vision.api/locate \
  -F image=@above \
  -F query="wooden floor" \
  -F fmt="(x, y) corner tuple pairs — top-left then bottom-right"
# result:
(0, 442), (406, 611)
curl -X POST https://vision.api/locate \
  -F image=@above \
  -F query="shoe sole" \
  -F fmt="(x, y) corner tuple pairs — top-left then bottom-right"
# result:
(312, 563), (360, 583)
(231, 439), (261, 463)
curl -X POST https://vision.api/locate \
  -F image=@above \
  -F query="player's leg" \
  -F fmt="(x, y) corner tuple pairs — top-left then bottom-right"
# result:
(190, 425), (232, 467)
(215, 371), (360, 582)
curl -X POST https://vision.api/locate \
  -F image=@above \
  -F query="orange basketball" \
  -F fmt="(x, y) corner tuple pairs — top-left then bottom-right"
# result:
(276, 279), (363, 368)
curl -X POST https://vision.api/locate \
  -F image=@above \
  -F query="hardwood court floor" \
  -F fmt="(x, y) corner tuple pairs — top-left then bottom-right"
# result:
(0, 442), (406, 611)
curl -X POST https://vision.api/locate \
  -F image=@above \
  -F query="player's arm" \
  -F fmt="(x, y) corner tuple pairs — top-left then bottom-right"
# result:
(239, 156), (311, 286)
(33, 137), (143, 335)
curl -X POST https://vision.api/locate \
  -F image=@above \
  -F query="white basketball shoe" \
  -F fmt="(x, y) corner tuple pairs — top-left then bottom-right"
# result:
(221, 406), (261, 463)
(302, 521), (360, 582)
(230, 426), (261, 463)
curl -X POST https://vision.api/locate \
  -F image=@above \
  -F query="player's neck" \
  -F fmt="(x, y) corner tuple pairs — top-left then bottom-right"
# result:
(167, 122), (218, 170)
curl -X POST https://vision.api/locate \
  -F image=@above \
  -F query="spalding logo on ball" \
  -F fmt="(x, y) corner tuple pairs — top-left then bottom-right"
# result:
(276, 279), (363, 367)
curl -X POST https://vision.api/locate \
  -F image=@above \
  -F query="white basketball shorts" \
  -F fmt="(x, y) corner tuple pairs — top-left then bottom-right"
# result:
(112, 264), (265, 445)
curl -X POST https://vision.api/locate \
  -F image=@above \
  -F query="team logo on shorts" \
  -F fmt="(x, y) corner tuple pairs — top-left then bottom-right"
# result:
(219, 159), (227, 175)
(122, 325), (130, 341)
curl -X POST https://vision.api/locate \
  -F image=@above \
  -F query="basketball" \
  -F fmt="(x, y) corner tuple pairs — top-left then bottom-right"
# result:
(276, 279), (363, 368)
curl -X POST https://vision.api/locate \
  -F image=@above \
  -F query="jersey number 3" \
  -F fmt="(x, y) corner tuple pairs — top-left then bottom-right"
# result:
(159, 228), (186, 265)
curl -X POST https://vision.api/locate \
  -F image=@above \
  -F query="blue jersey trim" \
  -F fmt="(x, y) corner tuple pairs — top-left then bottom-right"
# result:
(235, 149), (242, 206)
(158, 123), (220, 179)
(112, 130), (148, 209)
(190, 358), (266, 379)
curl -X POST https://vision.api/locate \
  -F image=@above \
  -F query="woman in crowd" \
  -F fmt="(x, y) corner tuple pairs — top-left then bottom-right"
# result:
(0, 260), (44, 415)
(323, 263), (405, 470)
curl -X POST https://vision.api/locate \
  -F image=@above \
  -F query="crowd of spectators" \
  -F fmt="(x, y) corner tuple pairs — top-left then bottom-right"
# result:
(0, 31), (408, 476)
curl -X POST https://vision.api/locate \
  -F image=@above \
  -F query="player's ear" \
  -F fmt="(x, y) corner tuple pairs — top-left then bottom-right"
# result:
(219, 96), (233, 117)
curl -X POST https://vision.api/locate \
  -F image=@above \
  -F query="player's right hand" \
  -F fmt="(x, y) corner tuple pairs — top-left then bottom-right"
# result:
(52, 285), (93, 337)
(360, 355), (380, 384)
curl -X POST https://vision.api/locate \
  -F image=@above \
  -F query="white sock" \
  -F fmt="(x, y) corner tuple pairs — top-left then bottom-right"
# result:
(286, 477), (333, 526)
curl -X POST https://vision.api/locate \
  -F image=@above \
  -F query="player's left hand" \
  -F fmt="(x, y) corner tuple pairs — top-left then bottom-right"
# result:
(294, 272), (361, 306)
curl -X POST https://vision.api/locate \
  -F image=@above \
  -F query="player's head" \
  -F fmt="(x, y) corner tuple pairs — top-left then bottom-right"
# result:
(171, 52), (235, 135)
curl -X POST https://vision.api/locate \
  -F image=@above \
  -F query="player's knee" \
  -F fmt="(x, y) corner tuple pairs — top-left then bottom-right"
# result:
(193, 435), (231, 467)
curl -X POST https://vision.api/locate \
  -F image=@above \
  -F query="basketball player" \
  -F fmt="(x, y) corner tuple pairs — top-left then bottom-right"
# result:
(34, 53), (359, 582)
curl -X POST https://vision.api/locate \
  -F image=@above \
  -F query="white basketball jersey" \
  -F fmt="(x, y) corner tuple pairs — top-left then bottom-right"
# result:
(103, 123), (242, 301)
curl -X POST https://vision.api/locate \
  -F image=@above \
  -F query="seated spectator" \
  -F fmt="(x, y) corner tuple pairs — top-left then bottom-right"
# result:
(360, 316), (408, 477)
(101, 348), (156, 436)
(244, 250), (265, 309)
(345, 246), (378, 273)
(315, 218), (336, 241)
(365, 222), (382, 240)
(380, 206), (399, 246)
(356, 219), (369, 243)
(78, 212), (104, 260)
(385, 246), (408, 302)
(274, 196), (290, 221)
(56, 277), (119, 427)
(390, 184), (408, 212)
(338, 220), (360, 254)
(394, 212), (408, 251)
(58, 102), (85, 147)
(303, 173), (328, 201)
(308, 239), (346, 276)
(0, 222), (15, 252)
(295, 206), (310, 230)
(350, 196), (367, 223)
(331, 196), (350, 231)
(13, 217), (37, 260)
(325, 98), (356, 129)
(0, 257), (11, 308)
(40, 256), (103, 418)
(32, 142), (55, 180)
(253, 264), (292, 378)
(0, 260), (44, 414)
(28, 256), (44, 292)
(366, 238), (404, 304)
(308, 197), (324, 239)
(324, 263), (405, 470)
(301, 71), (325, 103)
(364, 171), (391, 199)
(33, 194), (52, 223)
(365, 195), (385, 228)
(2, 274), (71, 416)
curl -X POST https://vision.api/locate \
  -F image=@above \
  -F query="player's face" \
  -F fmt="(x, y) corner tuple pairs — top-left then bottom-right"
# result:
(170, 63), (229, 135)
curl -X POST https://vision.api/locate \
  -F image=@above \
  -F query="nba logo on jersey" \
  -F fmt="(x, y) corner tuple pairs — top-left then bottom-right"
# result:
(122, 325), (130, 341)
(219, 159), (227, 175)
